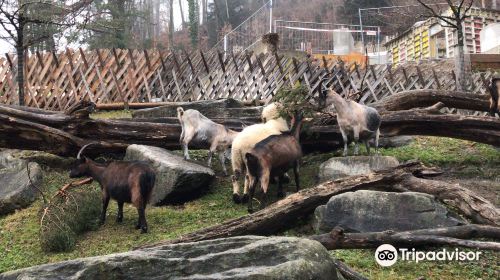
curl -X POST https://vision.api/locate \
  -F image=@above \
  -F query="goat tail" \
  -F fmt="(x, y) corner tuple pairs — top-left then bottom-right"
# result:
(245, 152), (260, 178)
(140, 171), (156, 204)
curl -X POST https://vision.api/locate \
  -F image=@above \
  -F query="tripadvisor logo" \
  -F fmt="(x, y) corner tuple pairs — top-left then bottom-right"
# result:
(375, 244), (482, 267)
(375, 244), (398, 267)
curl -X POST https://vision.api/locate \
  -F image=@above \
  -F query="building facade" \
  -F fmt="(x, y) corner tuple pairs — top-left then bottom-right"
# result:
(385, 6), (500, 65)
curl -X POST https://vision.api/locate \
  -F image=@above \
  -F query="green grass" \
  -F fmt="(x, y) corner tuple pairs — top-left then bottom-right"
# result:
(0, 136), (499, 278)
(90, 110), (132, 119)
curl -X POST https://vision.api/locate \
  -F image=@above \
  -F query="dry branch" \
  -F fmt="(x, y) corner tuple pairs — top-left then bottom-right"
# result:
(136, 163), (499, 249)
(310, 225), (500, 251)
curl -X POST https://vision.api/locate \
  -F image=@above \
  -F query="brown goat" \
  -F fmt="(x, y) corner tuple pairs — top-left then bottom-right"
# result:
(69, 144), (156, 233)
(489, 76), (500, 117)
(244, 114), (303, 213)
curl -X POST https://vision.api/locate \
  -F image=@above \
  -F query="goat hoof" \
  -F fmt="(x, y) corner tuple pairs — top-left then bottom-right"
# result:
(99, 219), (105, 226)
(116, 217), (123, 223)
(135, 224), (141, 230)
(140, 227), (148, 234)
(241, 194), (249, 203)
(232, 193), (241, 204)
(277, 191), (286, 199)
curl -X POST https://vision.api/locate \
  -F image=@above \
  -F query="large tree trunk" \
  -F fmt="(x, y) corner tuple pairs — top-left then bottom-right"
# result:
(137, 163), (499, 249)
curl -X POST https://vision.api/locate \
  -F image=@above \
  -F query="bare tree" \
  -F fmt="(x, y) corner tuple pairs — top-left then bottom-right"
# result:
(416, 0), (476, 91)
(169, 0), (174, 49)
(179, 0), (186, 28)
(0, 0), (94, 105)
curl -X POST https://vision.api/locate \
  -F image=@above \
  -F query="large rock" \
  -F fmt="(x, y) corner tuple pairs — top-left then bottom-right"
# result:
(124, 145), (215, 205)
(313, 190), (467, 233)
(0, 150), (42, 215)
(132, 98), (262, 119)
(318, 156), (399, 182)
(0, 236), (343, 280)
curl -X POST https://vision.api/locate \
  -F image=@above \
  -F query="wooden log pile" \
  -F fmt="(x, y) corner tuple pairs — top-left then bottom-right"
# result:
(0, 90), (499, 158)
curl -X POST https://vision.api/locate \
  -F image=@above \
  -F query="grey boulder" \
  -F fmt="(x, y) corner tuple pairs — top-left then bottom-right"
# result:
(318, 156), (399, 182)
(313, 190), (467, 233)
(124, 145), (215, 205)
(0, 150), (42, 215)
(0, 236), (343, 280)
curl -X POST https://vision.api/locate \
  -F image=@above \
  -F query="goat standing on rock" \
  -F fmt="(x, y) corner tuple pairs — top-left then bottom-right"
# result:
(320, 89), (381, 156)
(177, 107), (239, 175)
(245, 113), (303, 213)
(69, 144), (156, 233)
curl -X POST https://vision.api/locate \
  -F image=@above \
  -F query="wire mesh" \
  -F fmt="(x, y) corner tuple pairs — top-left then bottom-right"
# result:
(275, 20), (380, 54)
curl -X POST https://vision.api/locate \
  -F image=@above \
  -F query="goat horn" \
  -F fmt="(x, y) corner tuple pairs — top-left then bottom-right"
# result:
(77, 143), (96, 160)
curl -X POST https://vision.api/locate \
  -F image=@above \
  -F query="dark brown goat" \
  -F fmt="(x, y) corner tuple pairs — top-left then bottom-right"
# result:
(489, 76), (500, 117)
(69, 144), (156, 233)
(244, 114), (303, 213)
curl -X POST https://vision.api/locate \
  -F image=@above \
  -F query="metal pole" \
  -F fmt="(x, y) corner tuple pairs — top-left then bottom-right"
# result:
(359, 8), (365, 50)
(269, 0), (273, 33)
(377, 26), (381, 64)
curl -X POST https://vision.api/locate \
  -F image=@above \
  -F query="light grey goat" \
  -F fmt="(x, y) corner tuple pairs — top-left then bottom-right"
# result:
(320, 89), (381, 156)
(177, 107), (239, 175)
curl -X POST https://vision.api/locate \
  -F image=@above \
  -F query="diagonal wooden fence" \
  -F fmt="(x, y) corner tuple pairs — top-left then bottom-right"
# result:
(0, 48), (495, 111)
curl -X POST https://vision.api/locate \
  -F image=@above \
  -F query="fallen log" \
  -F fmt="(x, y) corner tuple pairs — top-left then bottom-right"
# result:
(136, 163), (499, 249)
(310, 225), (500, 251)
(372, 90), (491, 112)
(1, 102), (499, 157)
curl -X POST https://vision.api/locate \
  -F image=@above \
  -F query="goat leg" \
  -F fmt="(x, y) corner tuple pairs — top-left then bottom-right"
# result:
(375, 129), (380, 155)
(100, 192), (110, 225)
(219, 151), (228, 176)
(231, 173), (242, 204)
(247, 177), (257, 213)
(340, 128), (349, 156)
(353, 129), (360, 156)
(364, 140), (371, 156)
(241, 174), (250, 203)
(136, 203), (148, 233)
(277, 175), (285, 198)
(293, 163), (300, 192)
(116, 201), (124, 223)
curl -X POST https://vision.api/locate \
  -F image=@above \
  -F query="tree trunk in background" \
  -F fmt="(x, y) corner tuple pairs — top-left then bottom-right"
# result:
(455, 21), (467, 91)
(179, 0), (186, 28)
(201, 0), (207, 24)
(115, 0), (126, 48)
(169, 0), (174, 49)
(16, 19), (25, 106)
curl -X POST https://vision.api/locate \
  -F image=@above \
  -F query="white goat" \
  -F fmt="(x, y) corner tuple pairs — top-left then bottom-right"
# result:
(230, 103), (289, 203)
(177, 107), (239, 175)
(321, 90), (381, 156)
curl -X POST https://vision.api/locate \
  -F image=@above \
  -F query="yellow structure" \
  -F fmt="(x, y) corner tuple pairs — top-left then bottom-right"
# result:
(385, 7), (500, 65)
(312, 52), (367, 67)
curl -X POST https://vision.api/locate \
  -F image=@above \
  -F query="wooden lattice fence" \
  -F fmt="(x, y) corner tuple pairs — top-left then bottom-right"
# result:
(0, 48), (495, 111)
